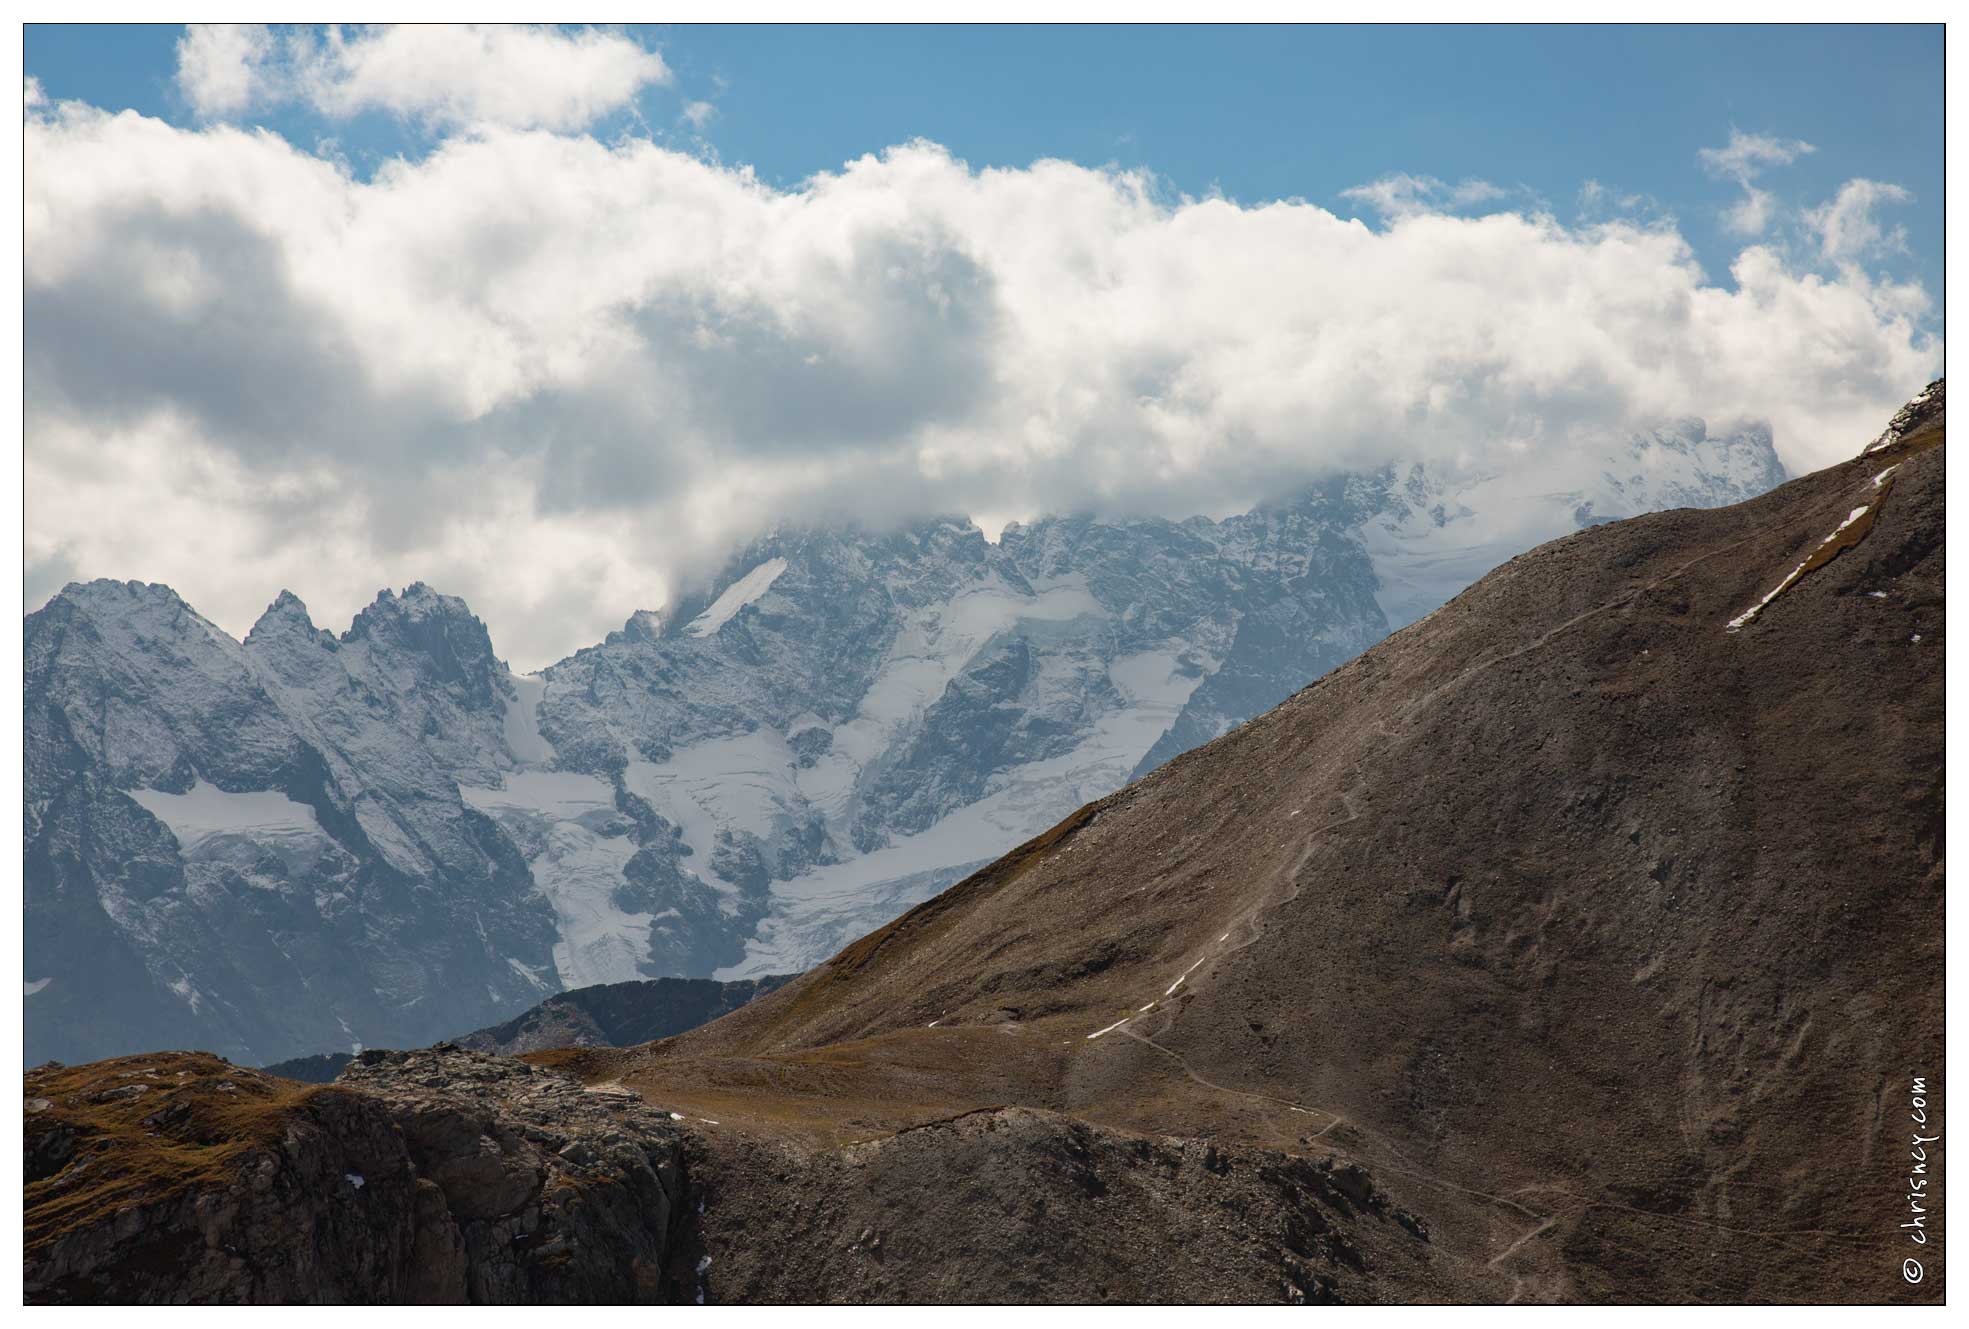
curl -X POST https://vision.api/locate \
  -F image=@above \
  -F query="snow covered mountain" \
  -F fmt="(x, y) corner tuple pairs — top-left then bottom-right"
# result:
(24, 421), (1784, 1065)
(25, 583), (561, 1066)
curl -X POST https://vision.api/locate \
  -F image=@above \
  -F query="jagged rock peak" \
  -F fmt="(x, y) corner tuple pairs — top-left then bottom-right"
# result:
(343, 584), (505, 696)
(1866, 378), (1944, 455)
(244, 589), (334, 648)
(351, 581), (482, 627)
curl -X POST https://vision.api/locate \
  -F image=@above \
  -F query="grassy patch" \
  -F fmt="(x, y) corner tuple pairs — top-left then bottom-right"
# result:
(25, 1051), (325, 1254)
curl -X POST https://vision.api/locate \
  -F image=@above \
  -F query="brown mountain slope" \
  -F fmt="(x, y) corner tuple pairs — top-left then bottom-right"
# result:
(587, 384), (1944, 1303)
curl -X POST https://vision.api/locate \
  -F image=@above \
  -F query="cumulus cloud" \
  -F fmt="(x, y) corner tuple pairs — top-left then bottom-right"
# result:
(174, 23), (671, 130)
(24, 102), (1938, 669)
(1698, 128), (1815, 236)
(174, 23), (277, 118)
(1807, 178), (1913, 263)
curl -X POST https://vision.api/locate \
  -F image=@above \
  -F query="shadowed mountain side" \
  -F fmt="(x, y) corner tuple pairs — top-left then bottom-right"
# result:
(257, 974), (801, 1081)
(456, 975), (796, 1056)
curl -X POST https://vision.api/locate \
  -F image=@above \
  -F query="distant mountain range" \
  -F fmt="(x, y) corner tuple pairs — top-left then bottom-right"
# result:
(25, 419), (1785, 1065)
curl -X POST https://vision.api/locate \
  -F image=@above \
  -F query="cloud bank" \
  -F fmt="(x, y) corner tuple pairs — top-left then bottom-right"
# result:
(25, 96), (1937, 670)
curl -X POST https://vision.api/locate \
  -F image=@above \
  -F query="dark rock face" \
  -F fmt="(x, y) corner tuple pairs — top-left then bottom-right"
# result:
(677, 1106), (1438, 1304)
(336, 1048), (685, 1302)
(259, 1052), (355, 1084)
(24, 1050), (1429, 1306)
(25, 1048), (688, 1305)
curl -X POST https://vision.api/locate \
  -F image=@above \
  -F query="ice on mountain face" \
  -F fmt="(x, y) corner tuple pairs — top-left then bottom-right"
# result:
(167, 975), (205, 1013)
(128, 782), (325, 853)
(460, 770), (617, 823)
(506, 956), (554, 992)
(724, 862), (975, 980)
(458, 769), (647, 987)
(719, 647), (1204, 977)
(624, 732), (806, 891)
(534, 822), (647, 989)
(830, 578), (1105, 767)
(501, 673), (557, 765)
(686, 557), (789, 636)
(28, 579), (566, 1069)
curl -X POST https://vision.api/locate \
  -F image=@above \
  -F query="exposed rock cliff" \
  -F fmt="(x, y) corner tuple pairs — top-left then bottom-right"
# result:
(26, 1048), (688, 1304)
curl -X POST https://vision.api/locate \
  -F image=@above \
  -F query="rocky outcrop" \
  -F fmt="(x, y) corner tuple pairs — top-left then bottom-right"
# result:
(25, 1047), (1432, 1305)
(26, 1048), (688, 1304)
(675, 1106), (1438, 1304)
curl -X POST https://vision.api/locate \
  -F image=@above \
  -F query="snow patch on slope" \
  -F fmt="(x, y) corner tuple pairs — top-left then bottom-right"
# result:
(501, 673), (557, 765)
(686, 557), (788, 637)
(128, 781), (325, 853)
(461, 770), (617, 822)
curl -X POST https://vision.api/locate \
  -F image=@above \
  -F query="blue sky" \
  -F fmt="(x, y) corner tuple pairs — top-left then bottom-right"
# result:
(25, 23), (1944, 299)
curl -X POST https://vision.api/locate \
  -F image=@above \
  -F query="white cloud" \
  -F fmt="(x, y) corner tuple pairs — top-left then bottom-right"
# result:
(1341, 173), (1507, 219)
(681, 100), (717, 130)
(1698, 128), (1815, 236)
(1718, 186), (1779, 238)
(1807, 178), (1914, 263)
(174, 23), (670, 131)
(174, 23), (278, 119)
(24, 107), (1938, 669)
(25, 75), (45, 108)
(1698, 128), (1815, 182)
